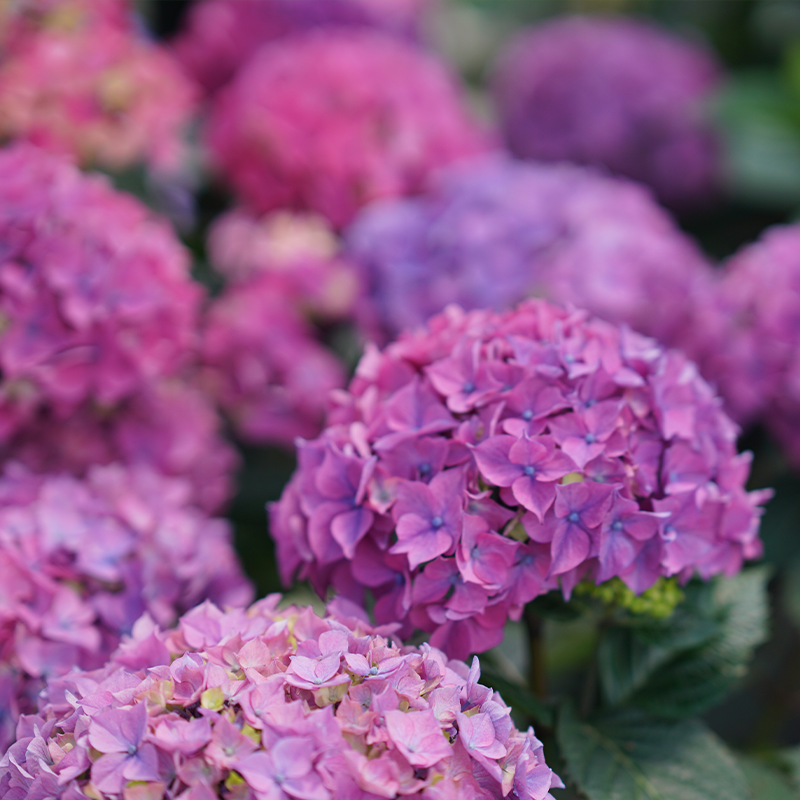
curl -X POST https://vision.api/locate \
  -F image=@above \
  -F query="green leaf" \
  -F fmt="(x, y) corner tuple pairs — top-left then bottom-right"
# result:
(557, 705), (749, 800)
(478, 667), (553, 728)
(776, 746), (800, 793)
(740, 757), (797, 800)
(598, 568), (770, 718)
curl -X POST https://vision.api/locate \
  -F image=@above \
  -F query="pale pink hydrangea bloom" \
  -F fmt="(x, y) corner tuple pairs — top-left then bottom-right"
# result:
(270, 300), (770, 658)
(0, 0), (197, 172)
(206, 28), (492, 228)
(491, 15), (721, 208)
(208, 209), (361, 320)
(201, 276), (347, 447)
(0, 380), (239, 515)
(173, 0), (430, 94)
(0, 463), (252, 751)
(0, 596), (562, 799)
(698, 225), (800, 464)
(0, 144), (203, 440)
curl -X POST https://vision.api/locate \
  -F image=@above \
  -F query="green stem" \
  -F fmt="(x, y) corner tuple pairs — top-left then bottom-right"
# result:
(523, 604), (547, 699)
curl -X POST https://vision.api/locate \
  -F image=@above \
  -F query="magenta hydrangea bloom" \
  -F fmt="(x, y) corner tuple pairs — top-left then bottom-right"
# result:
(270, 300), (770, 659)
(698, 225), (800, 464)
(206, 28), (492, 228)
(0, 380), (238, 514)
(0, 596), (562, 799)
(0, 462), (252, 750)
(0, 144), (203, 440)
(0, 0), (197, 172)
(208, 209), (361, 320)
(173, 0), (430, 94)
(491, 15), (721, 208)
(347, 156), (716, 352)
(201, 274), (347, 448)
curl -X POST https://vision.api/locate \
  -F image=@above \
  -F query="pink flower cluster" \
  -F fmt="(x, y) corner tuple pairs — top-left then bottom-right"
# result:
(0, 380), (238, 515)
(347, 156), (716, 356)
(0, 596), (562, 800)
(0, 0), (197, 172)
(271, 300), (769, 659)
(208, 209), (361, 320)
(0, 463), (252, 751)
(206, 28), (491, 228)
(0, 144), (201, 437)
(698, 225), (800, 464)
(173, 0), (430, 94)
(201, 273), (346, 448)
(491, 15), (721, 208)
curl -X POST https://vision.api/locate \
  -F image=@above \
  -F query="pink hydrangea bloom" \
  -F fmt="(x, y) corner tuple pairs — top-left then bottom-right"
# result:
(173, 0), (430, 94)
(206, 28), (492, 228)
(0, 0), (197, 172)
(201, 275), (347, 448)
(0, 462), (252, 750)
(698, 225), (800, 463)
(208, 209), (361, 320)
(0, 597), (562, 799)
(0, 144), (203, 441)
(270, 300), (770, 658)
(347, 156), (717, 353)
(0, 380), (238, 514)
(491, 15), (721, 208)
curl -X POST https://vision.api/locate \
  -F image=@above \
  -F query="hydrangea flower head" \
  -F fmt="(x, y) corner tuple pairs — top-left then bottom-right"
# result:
(0, 462), (252, 750)
(208, 209), (361, 319)
(0, 0), (197, 172)
(347, 156), (716, 351)
(0, 596), (562, 799)
(0, 380), (239, 514)
(699, 225), (800, 463)
(206, 28), (491, 228)
(270, 299), (769, 658)
(0, 144), (202, 443)
(491, 15), (721, 208)
(173, 0), (430, 94)
(201, 275), (347, 447)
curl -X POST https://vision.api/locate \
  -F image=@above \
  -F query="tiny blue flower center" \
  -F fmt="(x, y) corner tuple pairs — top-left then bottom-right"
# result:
(612, 520), (623, 531)
(523, 465), (535, 477)
(662, 525), (677, 542)
(463, 381), (476, 394)
(522, 409), (534, 420)
(585, 433), (596, 444)
(568, 512), (580, 523)
(127, 745), (138, 757)
(369, 666), (379, 676)
(418, 462), (431, 475)
(431, 516), (444, 529)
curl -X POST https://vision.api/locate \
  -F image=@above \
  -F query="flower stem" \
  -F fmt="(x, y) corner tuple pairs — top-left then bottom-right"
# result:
(523, 604), (547, 699)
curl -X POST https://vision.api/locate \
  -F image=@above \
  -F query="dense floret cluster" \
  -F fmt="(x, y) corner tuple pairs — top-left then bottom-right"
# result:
(271, 300), (769, 658)
(201, 275), (346, 447)
(0, 0), (196, 172)
(208, 209), (361, 320)
(347, 157), (716, 350)
(0, 597), (562, 800)
(173, 0), (429, 94)
(206, 29), (491, 228)
(0, 463), (252, 750)
(0, 381), (238, 515)
(699, 225), (800, 462)
(491, 16), (721, 208)
(0, 145), (202, 439)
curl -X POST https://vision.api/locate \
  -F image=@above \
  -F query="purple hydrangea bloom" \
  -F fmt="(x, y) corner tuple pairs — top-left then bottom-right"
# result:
(0, 144), (202, 440)
(0, 462), (252, 751)
(697, 224), (800, 465)
(0, 597), (563, 800)
(206, 28), (492, 228)
(200, 271), (347, 448)
(172, 0), (430, 95)
(491, 15), (722, 208)
(347, 156), (716, 352)
(270, 299), (770, 659)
